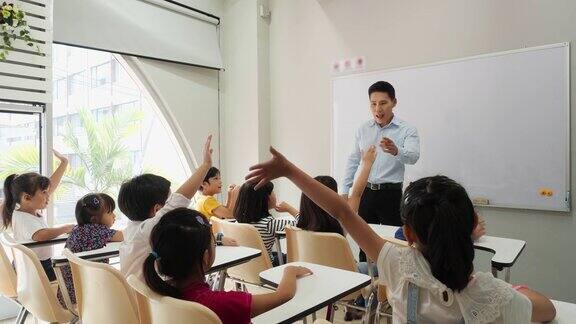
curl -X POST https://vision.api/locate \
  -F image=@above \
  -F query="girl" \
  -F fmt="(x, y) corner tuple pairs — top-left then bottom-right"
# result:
(233, 181), (298, 265)
(246, 148), (556, 324)
(2, 150), (74, 281)
(296, 176), (344, 236)
(58, 193), (124, 306)
(142, 207), (311, 324)
(195, 167), (238, 219)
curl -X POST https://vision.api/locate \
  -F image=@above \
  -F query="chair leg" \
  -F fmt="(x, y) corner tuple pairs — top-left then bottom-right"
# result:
(235, 282), (243, 291)
(312, 311), (317, 321)
(363, 291), (376, 324)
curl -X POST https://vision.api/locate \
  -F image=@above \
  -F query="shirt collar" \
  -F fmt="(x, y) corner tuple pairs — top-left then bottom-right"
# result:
(371, 115), (399, 128)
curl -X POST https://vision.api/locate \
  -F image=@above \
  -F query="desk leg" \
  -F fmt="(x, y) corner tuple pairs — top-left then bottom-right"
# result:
(325, 304), (335, 322)
(505, 267), (511, 283)
(217, 270), (227, 291)
(53, 265), (78, 316)
(275, 237), (284, 265)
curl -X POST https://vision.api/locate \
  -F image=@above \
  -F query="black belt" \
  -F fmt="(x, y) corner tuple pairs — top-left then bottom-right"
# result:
(366, 182), (402, 191)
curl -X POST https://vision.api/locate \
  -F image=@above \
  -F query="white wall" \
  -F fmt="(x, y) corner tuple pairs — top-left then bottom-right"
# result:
(220, 0), (271, 187)
(262, 0), (576, 302)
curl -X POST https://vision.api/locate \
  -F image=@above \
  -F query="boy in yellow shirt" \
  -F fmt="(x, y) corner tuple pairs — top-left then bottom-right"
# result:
(195, 167), (238, 219)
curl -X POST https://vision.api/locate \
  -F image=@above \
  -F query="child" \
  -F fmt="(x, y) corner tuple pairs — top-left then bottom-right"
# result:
(195, 167), (238, 219)
(118, 135), (236, 279)
(296, 176), (344, 236)
(233, 181), (299, 265)
(142, 207), (312, 324)
(246, 148), (557, 324)
(58, 193), (123, 305)
(1, 150), (74, 281)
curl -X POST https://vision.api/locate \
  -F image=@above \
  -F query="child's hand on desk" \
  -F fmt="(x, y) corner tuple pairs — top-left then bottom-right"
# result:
(472, 217), (486, 241)
(222, 236), (238, 246)
(284, 265), (313, 278)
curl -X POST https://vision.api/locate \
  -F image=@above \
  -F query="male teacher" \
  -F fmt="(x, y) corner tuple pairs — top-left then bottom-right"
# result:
(342, 81), (420, 259)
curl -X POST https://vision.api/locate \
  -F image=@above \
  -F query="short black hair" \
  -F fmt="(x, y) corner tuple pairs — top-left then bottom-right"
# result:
(118, 174), (171, 221)
(200, 167), (220, 192)
(368, 81), (396, 100)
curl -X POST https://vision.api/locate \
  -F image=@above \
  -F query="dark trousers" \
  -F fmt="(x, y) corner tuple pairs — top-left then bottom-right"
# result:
(40, 258), (57, 281)
(358, 187), (402, 262)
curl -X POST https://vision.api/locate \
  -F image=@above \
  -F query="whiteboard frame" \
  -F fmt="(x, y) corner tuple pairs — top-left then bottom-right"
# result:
(331, 42), (571, 212)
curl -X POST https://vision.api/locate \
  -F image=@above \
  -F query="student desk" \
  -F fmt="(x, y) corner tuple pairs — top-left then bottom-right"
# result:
(357, 224), (526, 283)
(19, 234), (68, 248)
(52, 244), (261, 313)
(252, 261), (371, 324)
(546, 300), (576, 324)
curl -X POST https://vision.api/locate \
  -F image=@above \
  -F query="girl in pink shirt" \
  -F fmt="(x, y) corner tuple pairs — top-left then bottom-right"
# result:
(142, 207), (311, 324)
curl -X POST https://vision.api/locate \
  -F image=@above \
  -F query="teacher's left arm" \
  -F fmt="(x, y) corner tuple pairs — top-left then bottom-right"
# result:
(396, 127), (420, 165)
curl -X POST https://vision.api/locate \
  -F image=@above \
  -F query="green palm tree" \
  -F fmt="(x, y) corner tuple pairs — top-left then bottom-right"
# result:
(0, 107), (144, 197)
(61, 107), (143, 195)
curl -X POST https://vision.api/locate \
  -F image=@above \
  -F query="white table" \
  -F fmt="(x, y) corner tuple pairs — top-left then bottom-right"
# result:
(252, 261), (371, 324)
(544, 300), (576, 324)
(19, 234), (68, 248)
(358, 224), (526, 282)
(52, 244), (262, 312)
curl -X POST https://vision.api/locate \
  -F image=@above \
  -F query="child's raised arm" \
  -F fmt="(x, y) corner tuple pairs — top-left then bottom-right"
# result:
(48, 150), (69, 196)
(176, 135), (213, 199)
(246, 147), (387, 262)
(348, 145), (376, 213)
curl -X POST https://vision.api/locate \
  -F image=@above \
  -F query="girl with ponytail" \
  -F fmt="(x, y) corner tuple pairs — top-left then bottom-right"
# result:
(2, 150), (74, 281)
(246, 147), (556, 324)
(142, 207), (311, 324)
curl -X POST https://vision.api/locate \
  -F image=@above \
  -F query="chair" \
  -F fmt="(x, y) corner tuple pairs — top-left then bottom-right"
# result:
(289, 228), (375, 319)
(63, 249), (139, 324)
(0, 237), (29, 324)
(284, 225), (299, 262)
(127, 275), (222, 324)
(0, 233), (75, 323)
(211, 218), (273, 286)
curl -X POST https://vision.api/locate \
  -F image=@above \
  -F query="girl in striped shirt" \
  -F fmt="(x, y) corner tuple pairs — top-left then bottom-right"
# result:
(233, 181), (298, 265)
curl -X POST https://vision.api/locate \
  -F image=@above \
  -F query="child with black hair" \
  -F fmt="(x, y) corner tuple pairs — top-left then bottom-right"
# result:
(233, 181), (299, 265)
(246, 148), (556, 324)
(57, 193), (123, 306)
(1, 150), (74, 281)
(195, 166), (238, 219)
(142, 207), (311, 324)
(118, 136), (236, 279)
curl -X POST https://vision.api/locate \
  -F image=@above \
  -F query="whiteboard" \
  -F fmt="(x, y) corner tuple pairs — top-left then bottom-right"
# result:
(332, 43), (570, 212)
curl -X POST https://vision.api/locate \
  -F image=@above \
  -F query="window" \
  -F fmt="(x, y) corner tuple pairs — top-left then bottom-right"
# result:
(54, 78), (67, 100)
(0, 111), (42, 200)
(52, 44), (191, 227)
(90, 62), (112, 88)
(68, 70), (87, 96)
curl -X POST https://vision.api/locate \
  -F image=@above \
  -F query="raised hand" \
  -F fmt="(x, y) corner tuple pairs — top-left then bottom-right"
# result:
(202, 135), (213, 166)
(362, 145), (377, 164)
(245, 147), (292, 190)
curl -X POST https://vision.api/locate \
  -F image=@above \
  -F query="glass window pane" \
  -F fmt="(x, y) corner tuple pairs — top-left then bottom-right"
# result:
(0, 112), (41, 200)
(52, 44), (191, 228)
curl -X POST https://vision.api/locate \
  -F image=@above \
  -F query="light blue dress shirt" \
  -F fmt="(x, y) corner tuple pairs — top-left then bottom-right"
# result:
(342, 116), (420, 194)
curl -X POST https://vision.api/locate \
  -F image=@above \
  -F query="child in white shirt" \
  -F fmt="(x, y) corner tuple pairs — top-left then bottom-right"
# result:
(246, 147), (557, 324)
(117, 135), (236, 279)
(2, 151), (74, 281)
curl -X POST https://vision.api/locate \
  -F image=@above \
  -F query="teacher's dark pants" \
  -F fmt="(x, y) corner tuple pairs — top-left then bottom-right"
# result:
(358, 183), (402, 262)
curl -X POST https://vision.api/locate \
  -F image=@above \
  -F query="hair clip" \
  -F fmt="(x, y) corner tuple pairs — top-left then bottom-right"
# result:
(196, 215), (207, 226)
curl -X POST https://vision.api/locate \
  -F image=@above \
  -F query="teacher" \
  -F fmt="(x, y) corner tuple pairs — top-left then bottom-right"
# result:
(342, 81), (420, 240)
